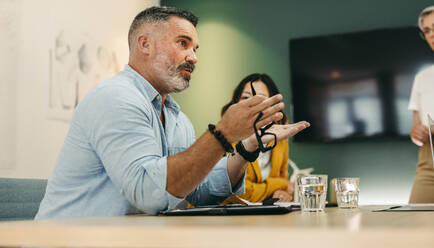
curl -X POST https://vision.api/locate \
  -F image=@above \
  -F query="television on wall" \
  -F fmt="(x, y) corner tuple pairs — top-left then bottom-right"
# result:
(290, 27), (434, 142)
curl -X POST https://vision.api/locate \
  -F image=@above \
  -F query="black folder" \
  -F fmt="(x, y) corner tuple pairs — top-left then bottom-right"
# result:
(159, 204), (293, 216)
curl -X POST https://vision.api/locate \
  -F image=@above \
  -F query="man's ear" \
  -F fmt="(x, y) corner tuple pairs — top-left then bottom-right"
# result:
(137, 34), (151, 56)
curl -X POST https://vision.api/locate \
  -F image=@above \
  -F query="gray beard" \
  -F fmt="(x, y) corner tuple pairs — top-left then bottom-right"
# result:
(159, 66), (190, 93)
(167, 68), (189, 93)
(154, 57), (190, 93)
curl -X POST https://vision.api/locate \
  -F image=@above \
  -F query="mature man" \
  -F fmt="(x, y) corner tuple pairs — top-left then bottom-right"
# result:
(36, 6), (309, 218)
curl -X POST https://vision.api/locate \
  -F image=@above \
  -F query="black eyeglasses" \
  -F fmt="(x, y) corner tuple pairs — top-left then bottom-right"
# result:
(250, 81), (277, 152)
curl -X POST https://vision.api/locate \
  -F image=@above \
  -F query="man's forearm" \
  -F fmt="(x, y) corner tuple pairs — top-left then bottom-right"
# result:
(166, 130), (227, 198)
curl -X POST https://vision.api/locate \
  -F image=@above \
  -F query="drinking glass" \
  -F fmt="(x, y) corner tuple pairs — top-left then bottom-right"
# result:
(334, 177), (360, 208)
(297, 174), (328, 212)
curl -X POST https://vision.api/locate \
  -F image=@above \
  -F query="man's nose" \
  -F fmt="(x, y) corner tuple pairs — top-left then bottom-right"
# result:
(186, 50), (198, 64)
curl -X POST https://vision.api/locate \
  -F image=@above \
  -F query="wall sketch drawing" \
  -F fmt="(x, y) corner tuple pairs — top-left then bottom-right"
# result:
(45, 0), (161, 121)
(48, 30), (120, 121)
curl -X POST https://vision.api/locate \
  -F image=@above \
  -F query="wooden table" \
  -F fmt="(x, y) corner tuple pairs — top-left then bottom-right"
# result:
(0, 205), (433, 247)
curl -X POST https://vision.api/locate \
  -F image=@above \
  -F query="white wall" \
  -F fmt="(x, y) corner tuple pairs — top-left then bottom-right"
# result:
(0, 0), (159, 179)
(0, 0), (20, 170)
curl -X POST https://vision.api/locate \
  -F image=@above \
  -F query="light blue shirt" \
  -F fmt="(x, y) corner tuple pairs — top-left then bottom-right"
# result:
(36, 65), (244, 219)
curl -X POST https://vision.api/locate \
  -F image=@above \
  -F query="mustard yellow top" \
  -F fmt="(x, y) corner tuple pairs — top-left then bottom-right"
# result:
(226, 140), (289, 203)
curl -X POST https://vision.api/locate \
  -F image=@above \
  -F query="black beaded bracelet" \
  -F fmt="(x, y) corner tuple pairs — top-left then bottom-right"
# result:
(235, 141), (260, 162)
(208, 124), (234, 155)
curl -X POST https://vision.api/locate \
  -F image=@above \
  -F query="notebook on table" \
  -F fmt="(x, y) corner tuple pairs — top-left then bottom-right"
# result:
(374, 204), (434, 212)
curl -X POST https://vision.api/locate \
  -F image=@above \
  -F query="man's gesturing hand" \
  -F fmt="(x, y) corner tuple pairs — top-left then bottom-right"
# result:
(216, 94), (284, 143)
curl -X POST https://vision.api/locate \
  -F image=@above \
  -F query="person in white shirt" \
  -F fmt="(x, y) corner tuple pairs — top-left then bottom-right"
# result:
(408, 5), (434, 203)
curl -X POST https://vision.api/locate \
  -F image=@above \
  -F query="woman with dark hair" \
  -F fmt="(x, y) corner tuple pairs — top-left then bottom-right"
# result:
(221, 73), (288, 124)
(222, 73), (293, 202)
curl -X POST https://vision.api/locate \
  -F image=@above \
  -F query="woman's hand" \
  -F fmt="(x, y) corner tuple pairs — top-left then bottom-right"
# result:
(286, 181), (294, 196)
(242, 121), (310, 151)
(261, 122), (310, 144)
(410, 122), (429, 146)
(273, 189), (293, 202)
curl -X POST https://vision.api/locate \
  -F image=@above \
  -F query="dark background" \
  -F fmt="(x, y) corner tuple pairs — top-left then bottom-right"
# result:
(291, 27), (433, 142)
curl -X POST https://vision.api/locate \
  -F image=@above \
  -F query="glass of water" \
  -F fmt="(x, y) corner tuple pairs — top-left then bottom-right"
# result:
(297, 174), (328, 212)
(334, 177), (360, 208)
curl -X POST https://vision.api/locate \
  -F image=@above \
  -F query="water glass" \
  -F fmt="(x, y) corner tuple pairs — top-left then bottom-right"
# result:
(297, 174), (328, 212)
(334, 177), (360, 208)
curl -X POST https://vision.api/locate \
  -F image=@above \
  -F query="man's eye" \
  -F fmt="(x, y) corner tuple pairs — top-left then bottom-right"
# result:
(179, 40), (187, 46)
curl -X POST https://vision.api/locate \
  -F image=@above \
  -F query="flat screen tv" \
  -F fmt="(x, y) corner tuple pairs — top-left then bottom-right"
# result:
(290, 27), (433, 142)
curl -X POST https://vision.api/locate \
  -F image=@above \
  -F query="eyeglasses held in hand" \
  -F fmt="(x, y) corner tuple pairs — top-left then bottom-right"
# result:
(250, 81), (277, 152)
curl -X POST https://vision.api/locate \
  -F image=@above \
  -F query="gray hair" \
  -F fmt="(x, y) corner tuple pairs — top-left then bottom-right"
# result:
(418, 6), (434, 30)
(128, 6), (198, 50)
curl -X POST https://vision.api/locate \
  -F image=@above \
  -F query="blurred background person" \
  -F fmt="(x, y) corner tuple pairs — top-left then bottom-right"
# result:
(408, 5), (434, 203)
(221, 73), (294, 202)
